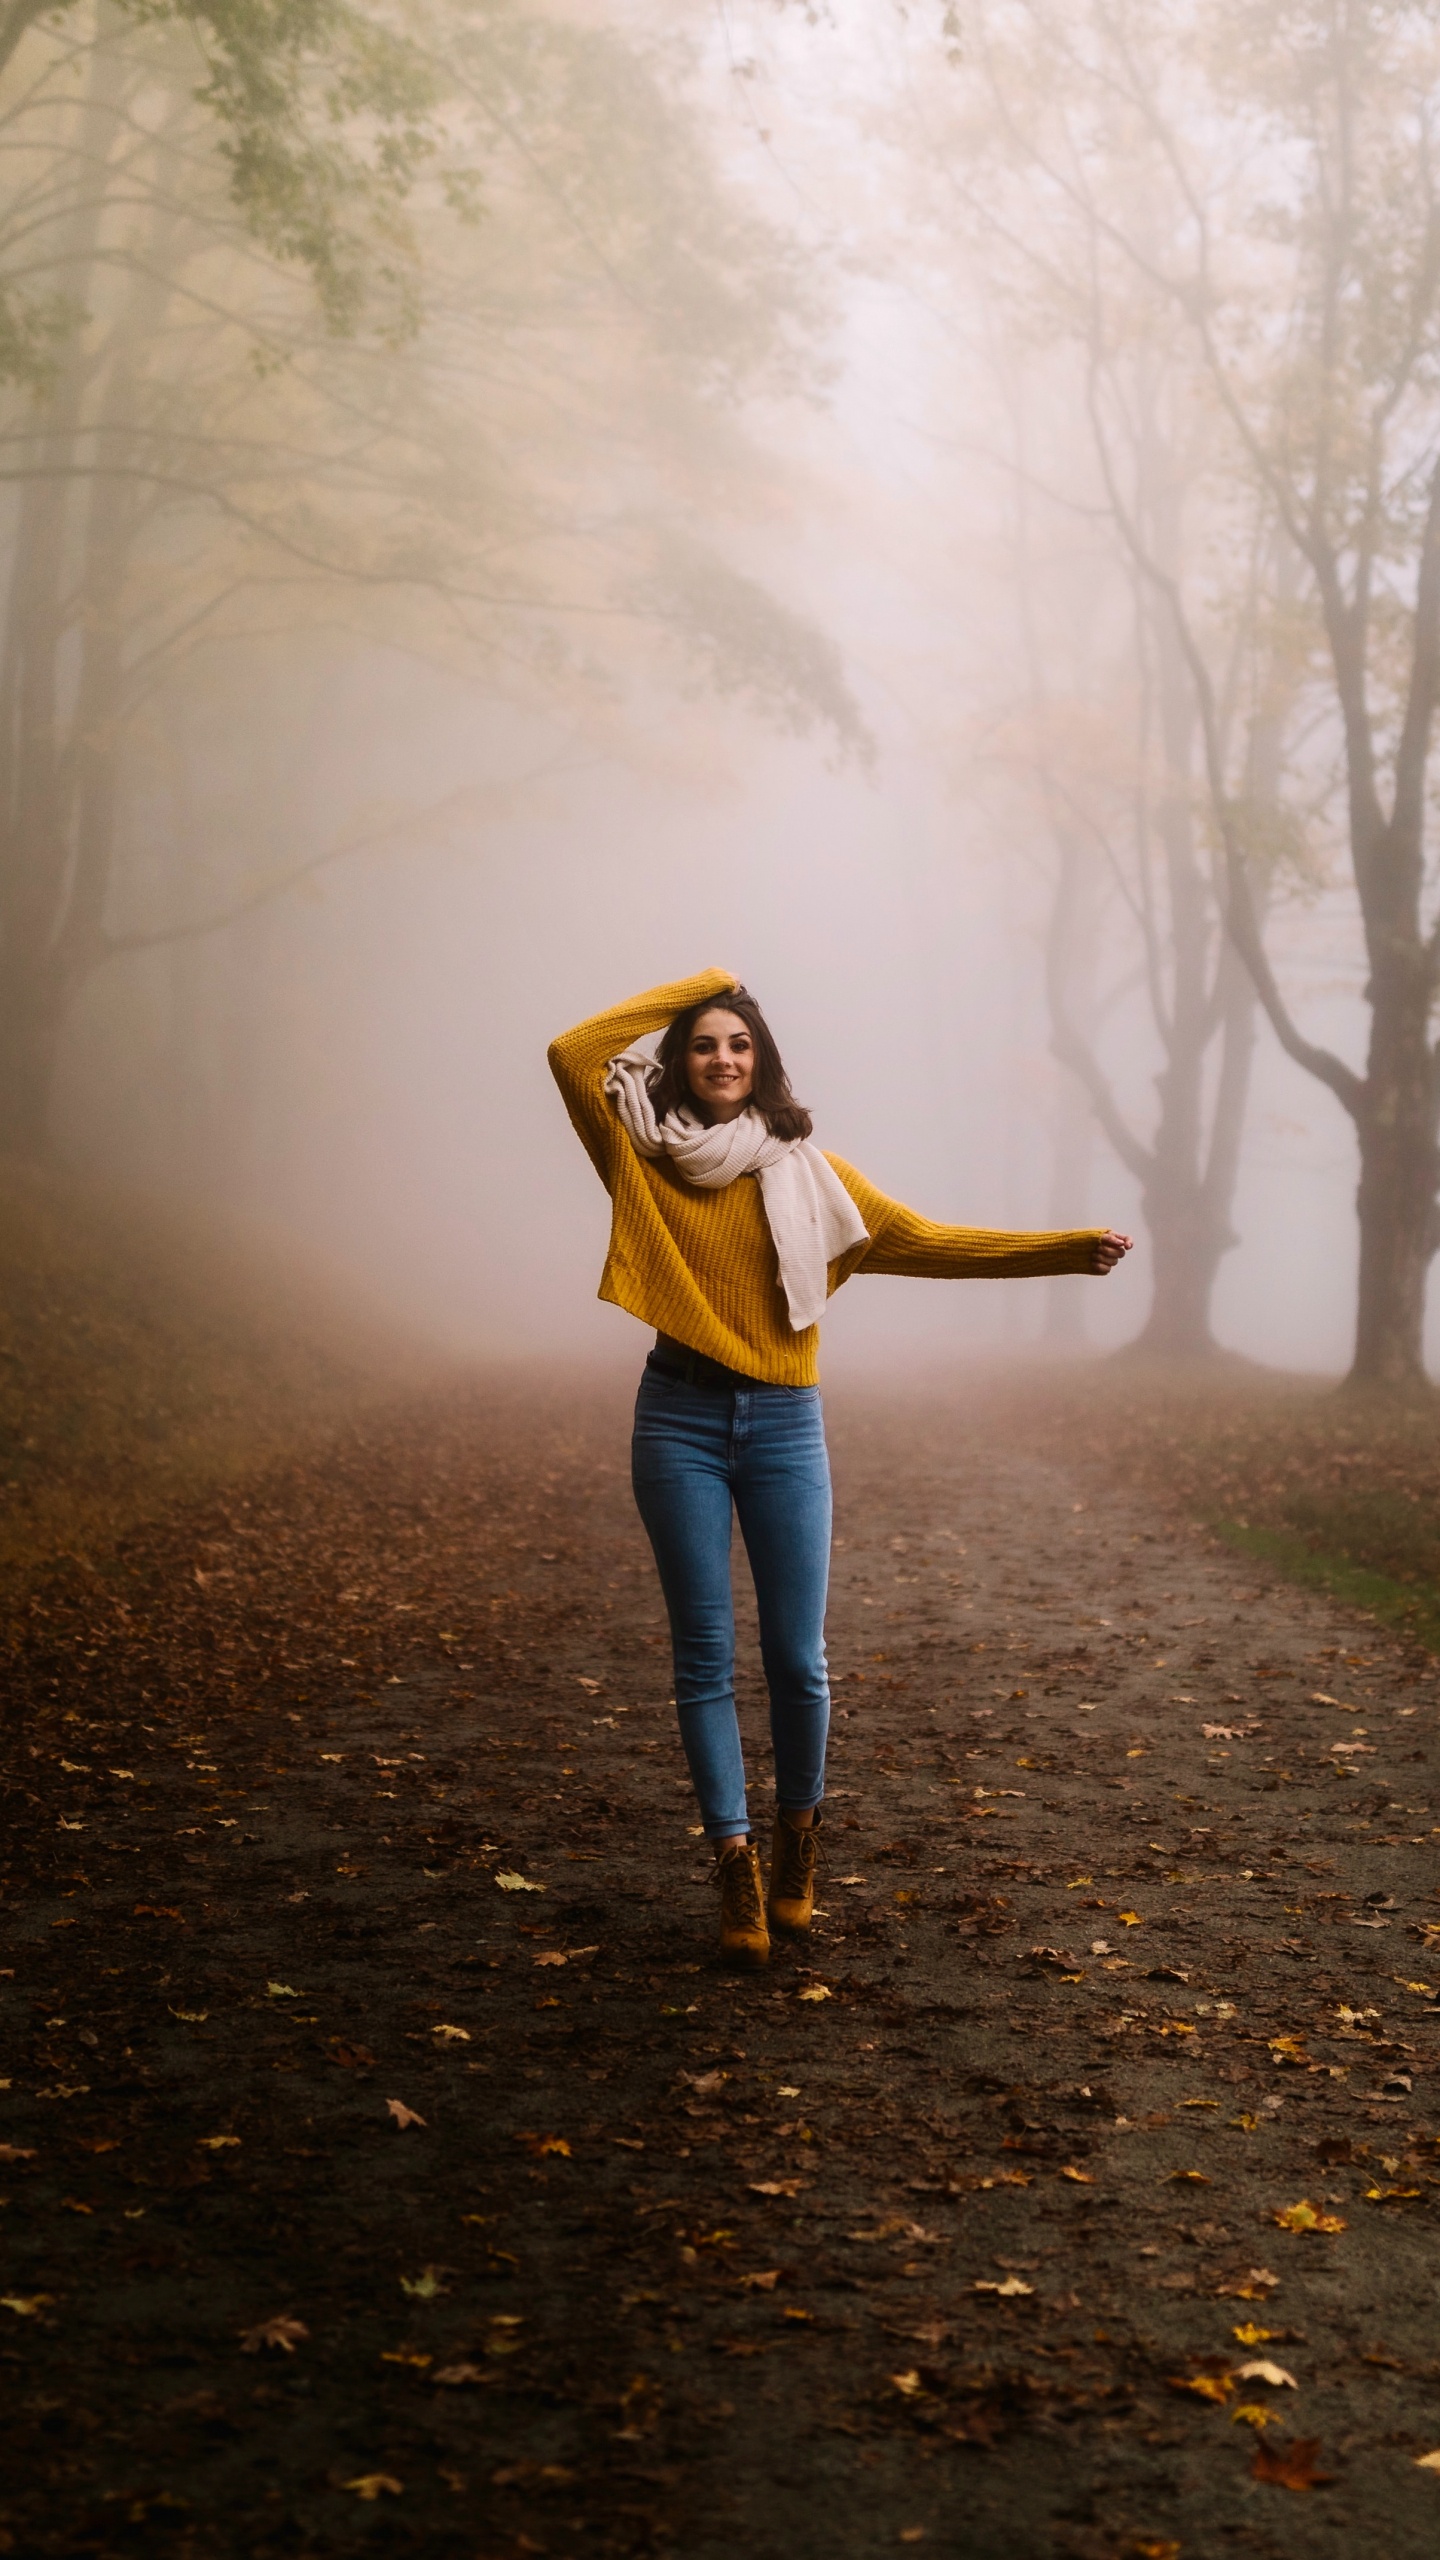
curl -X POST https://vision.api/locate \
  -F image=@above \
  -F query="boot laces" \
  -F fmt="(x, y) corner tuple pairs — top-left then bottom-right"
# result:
(716, 1845), (762, 1929)
(776, 1821), (821, 1899)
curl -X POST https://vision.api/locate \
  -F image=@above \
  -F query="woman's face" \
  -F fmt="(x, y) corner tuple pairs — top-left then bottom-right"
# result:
(685, 1008), (755, 1121)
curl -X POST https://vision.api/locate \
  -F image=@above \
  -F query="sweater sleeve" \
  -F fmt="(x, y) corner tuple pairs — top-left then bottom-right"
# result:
(547, 967), (738, 1188)
(824, 1156), (1103, 1281)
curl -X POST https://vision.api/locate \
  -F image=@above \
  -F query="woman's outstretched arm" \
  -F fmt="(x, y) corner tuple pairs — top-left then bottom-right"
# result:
(547, 967), (736, 1185)
(825, 1155), (1121, 1280)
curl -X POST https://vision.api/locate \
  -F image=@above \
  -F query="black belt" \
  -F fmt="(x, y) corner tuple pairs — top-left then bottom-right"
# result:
(647, 1335), (770, 1392)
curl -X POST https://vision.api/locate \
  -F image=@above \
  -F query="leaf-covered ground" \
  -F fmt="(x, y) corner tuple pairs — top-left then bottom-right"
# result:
(3, 1368), (1440, 2559)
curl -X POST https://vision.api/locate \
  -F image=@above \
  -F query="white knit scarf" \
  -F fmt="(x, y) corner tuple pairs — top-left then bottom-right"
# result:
(604, 1046), (869, 1332)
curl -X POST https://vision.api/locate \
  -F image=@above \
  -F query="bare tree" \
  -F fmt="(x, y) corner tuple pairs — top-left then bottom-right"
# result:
(0, 5), (864, 1154)
(950, 0), (1440, 1391)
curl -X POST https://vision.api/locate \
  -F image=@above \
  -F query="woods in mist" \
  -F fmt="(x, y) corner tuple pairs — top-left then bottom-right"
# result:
(0, 0), (858, 1154)
(7, 0), (1440, 1385)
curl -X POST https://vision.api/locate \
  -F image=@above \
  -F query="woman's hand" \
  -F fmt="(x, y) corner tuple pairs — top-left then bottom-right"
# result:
(1091, 1229), (1134, 1274)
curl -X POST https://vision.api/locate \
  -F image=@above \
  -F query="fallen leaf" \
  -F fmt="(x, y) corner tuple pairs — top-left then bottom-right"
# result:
(1415, 2449), (1440, 2471)
(432, 2362), (486, 2386)
(1, 2294), (52, 2317)
(1250, 2436), (1332, 2490)
(198, 2134), (240, 2150)
(385, 2100), (426, 2130)
(399, 2268), (445, 2300)
(973, 2276), (1032, 2297)
(519, 2133), (571, 2158)
(240, 2315), (308, 2354)
(1168, 2373), (1233, 2403)
(533, 1951), (567, 1967)
(266, 1983), (298, 1999)
(1269, 2036), (1307, 2063)
(0, 2146), (37, 2164)
(575, 1676), (602, 1692)
(1119, 1911), (1143, 1926)
(750, 2179), (805, 2198)
(738, 2270), (781, 2290)
(797, 1986), (832, 2003)
(1234, 2358), (1297, 2388)
(684, 2070), (726, 2094)
(1232, 2403), (1279, 2430)
(343, 2475), (404, 2500)
(1216, 2267), (1281, 2299)
(169, 2007), (209, 2023)
(431, 2024), (470, 2042)
(494, 1871), (545, 1893)
(1273, 2200), (1345, 2234)
(328, 2040), (376, 2069)
(380, 2348), (431, 2368)
(890, 2370), (924, 2395)
(1232, 2323), (1276, 2347)
(1059, 2167), (1093, 2184)
(1167, 2170), (1211, 2185)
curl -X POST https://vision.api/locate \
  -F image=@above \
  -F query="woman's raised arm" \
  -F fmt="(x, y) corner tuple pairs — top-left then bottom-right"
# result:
(547, 967), (736, 1184)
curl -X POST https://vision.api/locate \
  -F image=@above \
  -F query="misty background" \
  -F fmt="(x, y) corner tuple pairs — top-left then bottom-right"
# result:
(5, 0), (1410, 1385)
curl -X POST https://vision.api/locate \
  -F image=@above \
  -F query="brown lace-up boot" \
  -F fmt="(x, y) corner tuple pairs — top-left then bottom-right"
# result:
(713, 1839), (770, 1969)
(767, 1809), (822, 1937)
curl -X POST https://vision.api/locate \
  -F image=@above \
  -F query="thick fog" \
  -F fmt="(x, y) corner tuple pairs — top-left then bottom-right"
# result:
(13, 0), (1427, 1383)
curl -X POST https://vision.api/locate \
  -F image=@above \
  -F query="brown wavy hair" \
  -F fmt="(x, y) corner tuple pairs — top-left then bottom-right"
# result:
(650, 986), (812, 1142)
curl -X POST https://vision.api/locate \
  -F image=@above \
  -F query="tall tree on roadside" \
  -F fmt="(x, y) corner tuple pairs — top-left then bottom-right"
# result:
(0, 4), (862, 1155)
(947, 0), (1440, 1391)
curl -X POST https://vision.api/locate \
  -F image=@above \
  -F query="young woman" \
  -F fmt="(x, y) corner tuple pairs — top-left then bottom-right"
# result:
(548, 968), (1131, 1969)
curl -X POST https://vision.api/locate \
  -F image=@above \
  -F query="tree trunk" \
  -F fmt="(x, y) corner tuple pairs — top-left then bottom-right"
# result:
(1348, 958), (1440, 1390)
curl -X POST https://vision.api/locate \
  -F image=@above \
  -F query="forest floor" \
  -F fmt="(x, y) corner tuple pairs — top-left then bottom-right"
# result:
(4, 1363), (1440, 2560)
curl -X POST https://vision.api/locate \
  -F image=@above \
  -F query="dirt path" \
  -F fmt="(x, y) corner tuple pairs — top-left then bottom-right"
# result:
(4, 1369), (1440, 2560)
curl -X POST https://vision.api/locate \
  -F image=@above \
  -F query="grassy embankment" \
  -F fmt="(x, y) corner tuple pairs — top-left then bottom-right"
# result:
(0, 1158), (433, 1613)
(1037, 1361), (1440, 1651)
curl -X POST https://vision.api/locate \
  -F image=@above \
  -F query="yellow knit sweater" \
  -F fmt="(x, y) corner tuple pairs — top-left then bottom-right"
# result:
(548, 968), (1103, 1387)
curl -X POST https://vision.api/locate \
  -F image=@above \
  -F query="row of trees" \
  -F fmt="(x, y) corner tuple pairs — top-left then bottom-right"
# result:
(886, 0), (1440, 1389)
(0, 0), (863, 1156)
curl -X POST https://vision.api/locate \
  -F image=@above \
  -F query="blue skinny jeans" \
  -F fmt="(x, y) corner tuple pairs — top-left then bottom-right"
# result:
(630, 1357), (832, 1840)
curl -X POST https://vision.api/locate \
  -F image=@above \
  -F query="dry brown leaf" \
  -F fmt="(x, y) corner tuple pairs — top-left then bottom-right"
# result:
(519, 2133), (571, 2158)
(1415, 2449), (1440, 2471)
(738, 2270), (782, 2290)
(1167, 2373), (1232, 2404)
(431, 2024), (470, 2041)
(0, 2145), (36, 2164)
(1234, 2359), (1298, 2389)
(327, 2040), (376, 2069)
(240, 2315), (308, 2354)
(343, 2475), (403, 2500)
(797, 1986), (832, 2003)
(750, 2179), (804, 2197)
(385, 2100), (426, 2130)
(1, 2294), (52, 2317)
(1216, 2267), (1281, 2299)
(1250, 2436), (1332, 2491)
(432, 2363), (486, 2386)
(974, 2276), (1032, 2297)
